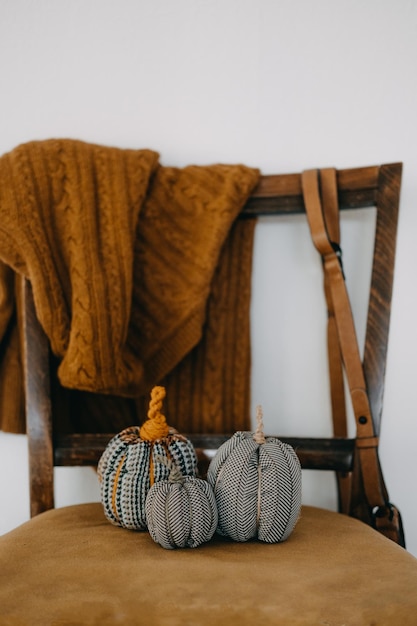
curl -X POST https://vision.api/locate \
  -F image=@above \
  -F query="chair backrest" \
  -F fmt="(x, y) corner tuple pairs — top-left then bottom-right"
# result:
(22, 163), (402, 535)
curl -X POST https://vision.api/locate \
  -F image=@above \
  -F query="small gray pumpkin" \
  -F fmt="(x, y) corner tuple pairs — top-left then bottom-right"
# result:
(98, 386), (198, 530)
(145, 458), (218, 549)
(207, 406), (301, 543)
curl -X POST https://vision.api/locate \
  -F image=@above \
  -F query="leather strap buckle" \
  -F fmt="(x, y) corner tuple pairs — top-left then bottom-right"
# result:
(372, 502), (406, 547)
(373, 502), (395, 522)
(330, 241), (345, 278)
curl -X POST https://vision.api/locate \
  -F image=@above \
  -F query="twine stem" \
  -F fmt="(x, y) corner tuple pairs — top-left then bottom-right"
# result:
(253, 405), (266, 444)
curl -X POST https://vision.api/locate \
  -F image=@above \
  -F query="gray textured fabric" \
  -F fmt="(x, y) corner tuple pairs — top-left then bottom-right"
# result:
(207, 431), (302, 542)
(98, 427), (198, 530)
(145, 476), (218, 549)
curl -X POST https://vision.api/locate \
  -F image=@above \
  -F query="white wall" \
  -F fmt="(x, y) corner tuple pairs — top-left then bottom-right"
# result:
(1, 0), (416, 556)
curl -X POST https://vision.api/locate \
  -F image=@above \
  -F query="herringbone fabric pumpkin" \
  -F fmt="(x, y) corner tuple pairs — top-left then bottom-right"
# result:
(207, 409), (301, 543)
(145, 460), (218, 549)
(98, 387), (198, 530)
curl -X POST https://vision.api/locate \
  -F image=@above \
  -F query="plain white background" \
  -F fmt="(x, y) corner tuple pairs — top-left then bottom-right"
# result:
(1, 0), (416, 557)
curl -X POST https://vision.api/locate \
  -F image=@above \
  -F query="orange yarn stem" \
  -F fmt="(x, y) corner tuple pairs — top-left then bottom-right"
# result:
(140, 386), (170, 442)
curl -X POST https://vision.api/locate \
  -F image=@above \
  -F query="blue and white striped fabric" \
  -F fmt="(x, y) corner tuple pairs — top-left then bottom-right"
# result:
(207, 431), (301, 543)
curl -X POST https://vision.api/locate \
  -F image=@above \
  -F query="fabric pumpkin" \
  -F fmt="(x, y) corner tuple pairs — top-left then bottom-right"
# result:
(207, 406), (302, 543)
(98, 386), (198, 530)
(146, 457), (218, 549)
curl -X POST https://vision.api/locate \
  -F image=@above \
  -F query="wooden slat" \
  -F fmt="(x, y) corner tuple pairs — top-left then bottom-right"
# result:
(251, 165), (380, 198)
(242, 165), (385, 216)
(54, 433), (355, 472)
(22, 279), (55, 516)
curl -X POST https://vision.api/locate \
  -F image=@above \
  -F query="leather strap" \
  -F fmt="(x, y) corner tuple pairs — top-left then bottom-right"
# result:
(319, 169), (350, 514)
(320, 168), (346, 439)
(302, 169), (403, 543)
(302, 170), (376, 433)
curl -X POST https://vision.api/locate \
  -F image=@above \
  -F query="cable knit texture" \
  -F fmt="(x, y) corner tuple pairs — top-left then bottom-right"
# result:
(0, 139), (259, 433)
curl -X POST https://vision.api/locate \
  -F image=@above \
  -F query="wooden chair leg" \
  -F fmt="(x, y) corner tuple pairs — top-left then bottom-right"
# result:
(21, 278), (55, 516)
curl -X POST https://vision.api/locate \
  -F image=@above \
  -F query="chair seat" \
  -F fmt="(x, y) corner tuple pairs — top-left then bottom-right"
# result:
(1, 503), (417, 625)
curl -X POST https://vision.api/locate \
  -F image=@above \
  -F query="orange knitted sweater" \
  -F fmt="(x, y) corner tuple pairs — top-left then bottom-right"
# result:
(0, 139), (259, 431)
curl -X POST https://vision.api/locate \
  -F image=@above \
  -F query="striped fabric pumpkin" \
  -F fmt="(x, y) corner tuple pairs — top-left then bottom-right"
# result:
(207, 407), (302, 543)
(146, 458), (218, 549)
(98, 386), (198, 530)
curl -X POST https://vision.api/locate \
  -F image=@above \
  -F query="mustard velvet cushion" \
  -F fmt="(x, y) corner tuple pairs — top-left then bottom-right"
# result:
(1, 503), (417, 626)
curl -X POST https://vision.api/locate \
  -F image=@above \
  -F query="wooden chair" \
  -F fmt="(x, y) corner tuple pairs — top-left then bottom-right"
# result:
(1, 163), (417, 625)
